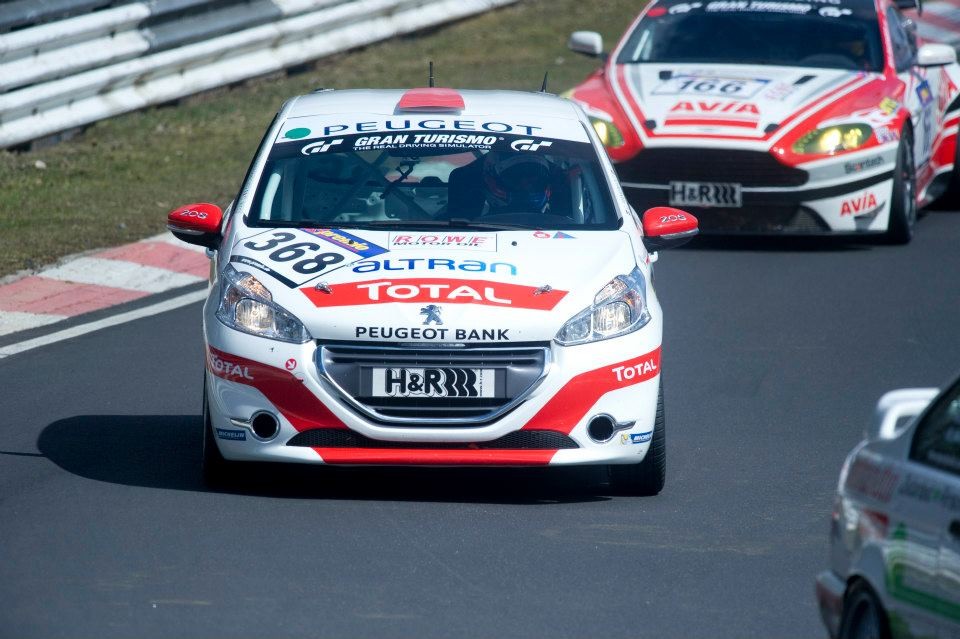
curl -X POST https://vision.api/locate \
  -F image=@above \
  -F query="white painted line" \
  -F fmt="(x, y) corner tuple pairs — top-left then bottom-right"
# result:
(0, 310), (67, 337)
(0, 289), (208, 359)
(41, 256), (204, 293)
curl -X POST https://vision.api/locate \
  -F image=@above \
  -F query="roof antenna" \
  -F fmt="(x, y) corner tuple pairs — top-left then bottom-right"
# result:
(539, 71), (549, 93)
(429, 61), (435, 88)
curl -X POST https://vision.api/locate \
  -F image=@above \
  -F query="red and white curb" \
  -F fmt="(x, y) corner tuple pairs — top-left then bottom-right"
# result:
(0, 233), (209, 338)
(916, 1), (960, 47)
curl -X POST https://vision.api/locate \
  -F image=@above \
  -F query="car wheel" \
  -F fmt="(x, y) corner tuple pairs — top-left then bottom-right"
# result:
(884, 130), (917, 244)
(202, 378), (235, 486)
(838, 581), (891, 639)
(609, 384), (665, 496)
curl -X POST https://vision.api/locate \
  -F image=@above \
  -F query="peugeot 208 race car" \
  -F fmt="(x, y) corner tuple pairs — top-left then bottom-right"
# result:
(565, 0), (960, 242)
(815, 377), (960, 639)
(167, 88), (698, 494)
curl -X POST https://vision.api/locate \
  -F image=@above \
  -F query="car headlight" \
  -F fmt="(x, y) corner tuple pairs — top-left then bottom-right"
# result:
(216, 265), (311, 343)
(792, 124), (872, 155)
(589, 116), (625, 148)
(555, 267), (651, 346)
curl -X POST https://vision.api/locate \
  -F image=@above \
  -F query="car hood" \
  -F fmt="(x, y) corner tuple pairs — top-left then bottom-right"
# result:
(225, 228), (641, 344)
(615, 63), (870, 139)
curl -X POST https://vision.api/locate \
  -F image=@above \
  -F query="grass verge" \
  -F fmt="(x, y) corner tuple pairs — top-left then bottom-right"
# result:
(0, 0), (640, 279)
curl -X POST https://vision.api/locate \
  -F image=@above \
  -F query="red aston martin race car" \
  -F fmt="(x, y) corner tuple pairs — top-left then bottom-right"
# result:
(565, 0), (960, 242)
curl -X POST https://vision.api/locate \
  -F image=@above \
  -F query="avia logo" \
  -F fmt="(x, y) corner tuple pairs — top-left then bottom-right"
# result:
(301, 278), (567, 310)
(840, 192), (880, 216)
(208, 353), (254, 380)
(420, 304), (443, 326)
(301, 138), (344, 155)
(510, 139), (553, 152)
(669, 101), (760, 115)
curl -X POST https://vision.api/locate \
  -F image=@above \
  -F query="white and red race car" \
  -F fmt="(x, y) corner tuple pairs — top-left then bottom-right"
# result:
(167, 88), (698, 494)
(565, 0), (960, 242)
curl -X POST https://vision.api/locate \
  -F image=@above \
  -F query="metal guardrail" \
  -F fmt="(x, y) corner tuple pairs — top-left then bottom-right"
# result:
(0, 0), (518, 149)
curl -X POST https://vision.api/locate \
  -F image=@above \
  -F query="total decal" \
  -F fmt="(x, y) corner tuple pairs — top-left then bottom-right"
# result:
(207, 350), (255, 381)
(301, 278), (567, 310)
(231, 229), (386, 287)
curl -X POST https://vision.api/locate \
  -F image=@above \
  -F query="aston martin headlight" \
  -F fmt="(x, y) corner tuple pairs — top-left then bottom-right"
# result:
(589, 116), (626, 148)
(216, 265), (310, 343)
(792, 124), (872, 155)
(555, 267), (650, 346)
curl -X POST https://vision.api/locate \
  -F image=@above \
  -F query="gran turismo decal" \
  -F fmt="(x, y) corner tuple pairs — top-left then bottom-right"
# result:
(352, 258), (517, 276)
(355, 326), (511, 340)
(301, 139), (344, 155)
(353, 133), (499, 150)
(523, 347), (662, 434)
(302, 279), (567, 310)
(389, 233), (497, 251)
(510, 139), (553, 151)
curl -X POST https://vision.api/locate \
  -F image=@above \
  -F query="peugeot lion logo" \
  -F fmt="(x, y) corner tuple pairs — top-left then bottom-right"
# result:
(420, 305), (442, 326)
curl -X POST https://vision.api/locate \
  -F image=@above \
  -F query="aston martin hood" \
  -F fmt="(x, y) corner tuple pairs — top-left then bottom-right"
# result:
(224, 227), (642, 343)
(616, 64), (868, 139)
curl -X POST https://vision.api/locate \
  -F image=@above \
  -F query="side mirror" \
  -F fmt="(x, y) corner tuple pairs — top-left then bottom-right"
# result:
(568, 31), (604, 58)
(867, 387), (939, 440)
(167, 203), (223, 249)
(917, 43), (955, 67)
(641, 207), (698, 251)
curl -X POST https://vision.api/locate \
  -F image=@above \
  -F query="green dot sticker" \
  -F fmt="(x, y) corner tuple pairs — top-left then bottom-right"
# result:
(285, 127), (311, 139)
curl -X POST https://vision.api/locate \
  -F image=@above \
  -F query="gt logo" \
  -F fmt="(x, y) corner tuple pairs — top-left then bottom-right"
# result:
(510, 139), (553, 152)
(301, 139), (344, 155)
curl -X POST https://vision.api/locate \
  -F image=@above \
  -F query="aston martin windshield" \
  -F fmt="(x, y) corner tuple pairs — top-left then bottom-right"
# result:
(248, 132), (619, 230)
(619, 2), (884, 72)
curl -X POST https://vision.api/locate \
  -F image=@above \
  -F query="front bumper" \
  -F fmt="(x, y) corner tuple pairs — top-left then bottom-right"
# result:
(202, 299), (664, 467)
(616, 145), (897, 235)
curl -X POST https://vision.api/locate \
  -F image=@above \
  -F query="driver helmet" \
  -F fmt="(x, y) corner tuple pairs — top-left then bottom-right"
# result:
(482, 152), (553, 212)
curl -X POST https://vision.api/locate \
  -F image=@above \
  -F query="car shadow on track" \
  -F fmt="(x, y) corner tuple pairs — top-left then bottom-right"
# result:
(37, 415), (611, 504)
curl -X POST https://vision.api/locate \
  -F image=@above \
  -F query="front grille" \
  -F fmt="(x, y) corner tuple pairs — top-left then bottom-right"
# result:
(616, 148), (808, 187)
(317, 343), (550, 425)
(287, 428), (578, 449)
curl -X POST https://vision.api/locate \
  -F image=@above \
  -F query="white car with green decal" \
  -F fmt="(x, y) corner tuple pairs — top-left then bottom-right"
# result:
(816, 376), (960, 638)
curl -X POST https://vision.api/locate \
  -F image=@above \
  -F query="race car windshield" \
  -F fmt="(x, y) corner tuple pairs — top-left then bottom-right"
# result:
(247, 132), (619, 230)
(619, 7), (884, 72)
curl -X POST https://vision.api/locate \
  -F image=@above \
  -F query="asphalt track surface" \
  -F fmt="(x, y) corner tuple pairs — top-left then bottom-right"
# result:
(2, 211), (960, 638)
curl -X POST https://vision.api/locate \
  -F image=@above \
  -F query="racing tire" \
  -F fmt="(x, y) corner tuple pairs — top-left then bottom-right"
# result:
(202, 379), (237, 487)
(838, 581), (891, 639)
(884, 131), (917, 245)
(609, 385), (665, 496)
